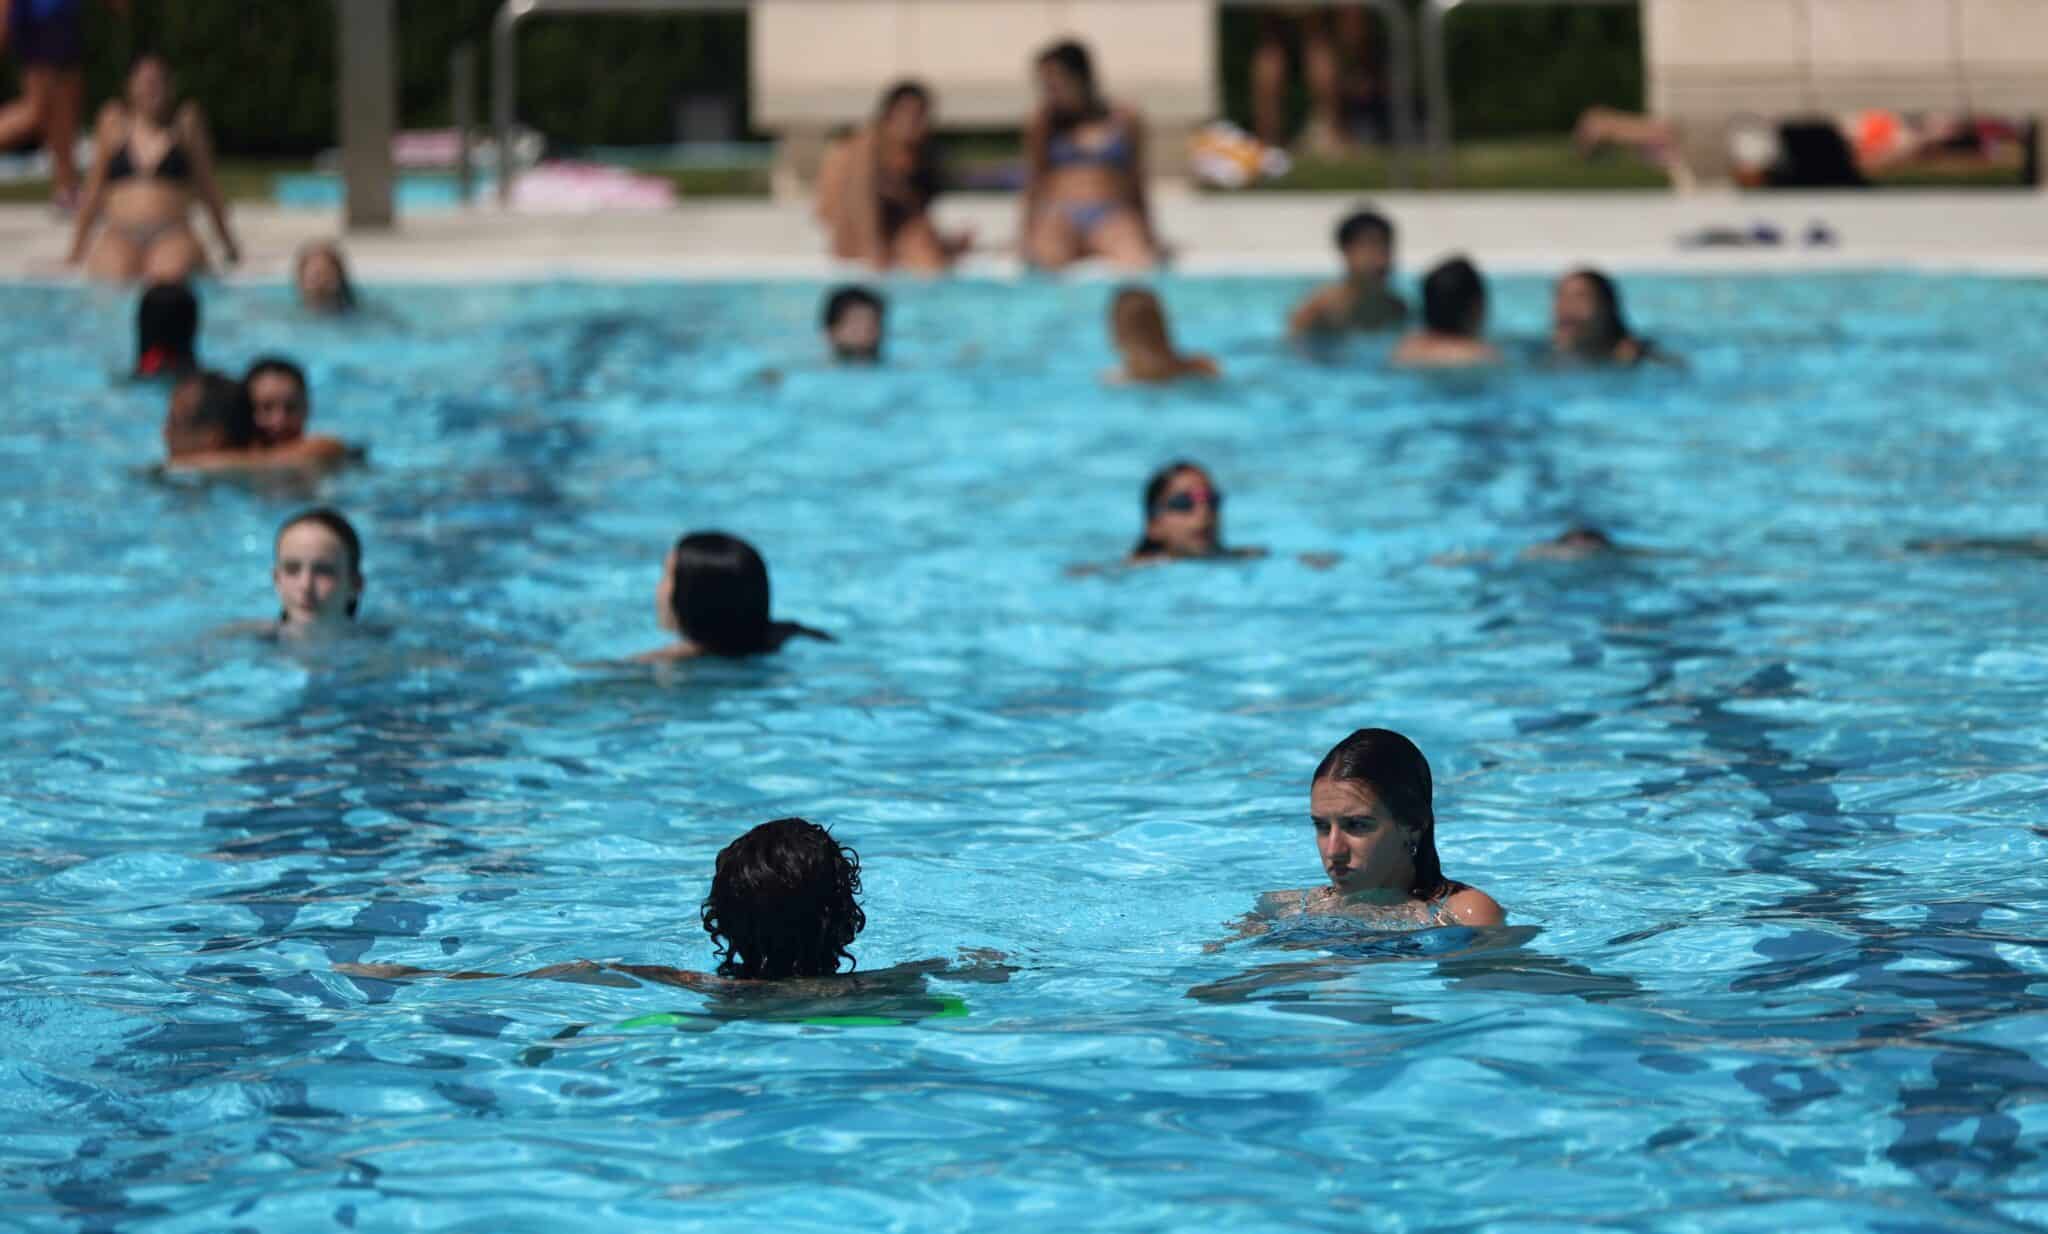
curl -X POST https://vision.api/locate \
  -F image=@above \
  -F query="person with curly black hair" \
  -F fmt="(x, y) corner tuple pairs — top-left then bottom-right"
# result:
(700, 818), (865, 979)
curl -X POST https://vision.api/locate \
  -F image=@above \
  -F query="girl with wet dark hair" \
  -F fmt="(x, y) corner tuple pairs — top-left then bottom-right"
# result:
(134, 280), (198, 378)
(295, 241), (359, 315)
(1126, 461), (1267, 564)
(638, 531), (832, 662)
(1300, 728), (1503, 926)
(1551, 268), (1668, 366)
(702, 818), (866, 979)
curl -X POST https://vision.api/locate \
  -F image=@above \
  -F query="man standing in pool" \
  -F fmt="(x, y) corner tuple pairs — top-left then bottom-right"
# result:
(1288, 207), (1409, 339)
(822, 285), (886, 364)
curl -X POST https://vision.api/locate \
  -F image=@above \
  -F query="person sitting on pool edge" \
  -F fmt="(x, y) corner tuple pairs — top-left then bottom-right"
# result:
(244, 356), (358, 463)
(1550, 268), (1670, 368)
(1245, 728), (1503, 930)
(815, 80), (972, 273)
(1288, 207), (1409, 339)
(637, 531), (833, 662)
(1391, 256), (1501, 369)
(1130, 461), (1264, 564)
(294, 240), (359, 315)
(1107, 286), (1218, 384)
(134, 280), (199, 379)
(822, 284), (885, 364)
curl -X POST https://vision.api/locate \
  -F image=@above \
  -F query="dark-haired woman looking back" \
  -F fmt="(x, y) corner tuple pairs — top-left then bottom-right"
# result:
(1020, 40), (1160, 270)
(1259, 728), (1503, 927)
(637, 532), (832, 663)
(1550, 268), (1675, 367)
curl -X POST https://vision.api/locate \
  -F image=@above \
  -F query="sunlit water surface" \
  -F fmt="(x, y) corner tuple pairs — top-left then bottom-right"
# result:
(2, 272), (2046, 1233)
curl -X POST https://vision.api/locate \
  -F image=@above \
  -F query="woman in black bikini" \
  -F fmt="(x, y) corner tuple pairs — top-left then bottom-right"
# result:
(67, 53), (239, 283)
(815, 81), (970, 272)
(1019, 40), (1160, 270)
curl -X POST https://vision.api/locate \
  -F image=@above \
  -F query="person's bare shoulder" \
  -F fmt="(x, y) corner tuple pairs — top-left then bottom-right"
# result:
(1443, 887), (1506, 927)
(1186, 355), (1222, 379)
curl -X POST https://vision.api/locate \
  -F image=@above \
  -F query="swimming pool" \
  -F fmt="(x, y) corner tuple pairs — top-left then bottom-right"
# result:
(3, 270), (2047, 1232)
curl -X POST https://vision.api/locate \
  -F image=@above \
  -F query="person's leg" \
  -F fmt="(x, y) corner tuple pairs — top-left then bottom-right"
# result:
(888, 216), (950, 274)
(0, 69), (54, 149)
(1025, 206), (1082, 270)
(1249, 23), (1291, 149)
(1084, 210), (1158, 271)
(85, 226), (145, 282)
(48, 68), (84, 201)
(142, 228), (208, 284)
(1301, 11), (1348, 155)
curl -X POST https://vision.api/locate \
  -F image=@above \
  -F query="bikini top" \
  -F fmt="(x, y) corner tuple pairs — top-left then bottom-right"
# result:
(1048, 123), (1133, 169)
(108, 134), (193, 185)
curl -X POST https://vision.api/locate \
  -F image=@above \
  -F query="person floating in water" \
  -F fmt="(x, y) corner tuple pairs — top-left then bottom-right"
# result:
(1288, 207), (1409, 338)
(241, 356), (360, 466)
(294, 240), (358, 315)
(1106, 286), (1218, 384)
(160, 367), (357, 475)
(821, 284), (885, 364)
(1550, 268), (1669, 367)
(637, 531), (833, 663)
(1391, 255), (1501, 369)
(1240, 728), (1503, 932)
(270, 507), (365, 633)
(133, 280), (198, 379)
(1020, 39), (1162, 271)
(338, 818), (1008, 1017)
(815, 80), (972, 272)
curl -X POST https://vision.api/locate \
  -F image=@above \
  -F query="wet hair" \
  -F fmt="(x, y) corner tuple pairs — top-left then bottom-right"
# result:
(876, 79), (931, 119)
(1335, 208), (1394, 253)
(666, 531), (782, 656)
(701, 818), (865, 980)
(1110, 286), (1189, 383)
(821, 284), (884, 332)
(1312, 728), (1447, 900)
(1036, 39), (1103, 119)
(136, 282), (198, 377)
(1133, 459), (1209, 556)
(244, 355), (308, 398)
(275, 507), (364, 618)
(294, 242), (359, 313)
(1421, 257), (1486, 337)
(163, 370), (251, 456)
(1561, 268), (1632, 355)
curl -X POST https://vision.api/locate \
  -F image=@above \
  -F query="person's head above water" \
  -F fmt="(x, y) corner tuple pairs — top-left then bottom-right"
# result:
(1034, 39), (1102, 121)
(244, 356), (310, 447)
(1134, 460), (1224, 559)
(700, 817), (866, 980)
(1552, 268), (1632, 359)
(1420, 256), (1487, 338)
(875, 79), (933, 145)
(655, 532), (782, 656)
(162, 371), (250, 457)
(294, 241), (358, 315)
(273, 507), (364, 628)
(822, 285), (885, 364)
(136, 281), (199, 378)
(1335, 208), (1396, 285)
(1310, 728), (1445, 900)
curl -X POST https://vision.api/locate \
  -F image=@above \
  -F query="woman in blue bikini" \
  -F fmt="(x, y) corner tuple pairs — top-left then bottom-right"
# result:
(1019, 40), (1161, 271)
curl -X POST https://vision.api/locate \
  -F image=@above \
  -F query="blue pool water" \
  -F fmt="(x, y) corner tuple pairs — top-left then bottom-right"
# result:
(3, 272), (2047, 1232)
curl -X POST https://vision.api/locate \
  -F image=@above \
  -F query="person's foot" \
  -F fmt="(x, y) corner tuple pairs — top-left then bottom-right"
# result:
(1296, 118), (1354, 160)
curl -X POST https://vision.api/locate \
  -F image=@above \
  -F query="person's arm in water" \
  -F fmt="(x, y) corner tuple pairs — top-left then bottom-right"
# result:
(65, 104), (123, 264)
(180, 102), (240, 266)
(337, 959), (717, 990)
(167, 438), (357, 474)
(1287, 282), (1349, 337)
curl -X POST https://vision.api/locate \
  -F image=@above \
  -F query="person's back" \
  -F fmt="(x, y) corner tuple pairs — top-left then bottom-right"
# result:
(1392, 256), (1500, 369)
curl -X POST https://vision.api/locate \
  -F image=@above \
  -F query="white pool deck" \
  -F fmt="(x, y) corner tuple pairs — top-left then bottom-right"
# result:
(2, 189), (2045, 282)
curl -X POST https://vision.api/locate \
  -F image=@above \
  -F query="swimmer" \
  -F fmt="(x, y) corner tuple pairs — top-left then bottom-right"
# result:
(815, 81), (972, 272)
(1244, 728), (1504, 932)
(161, 370), (249, 461)
(338, 818), (1008, 996)
(66, 53), (240, 283)
(243, 356), (355, 465)
(637, 531), (833, 663)
(1287, 207), (1409, 338)
(1392, 256), (1501, 369)
(822, 285), (885, 364)
(1020, 40), (1162, 271)
(133, 280), (197, 379)
(294, 240), (358, 315)
(1128, 461), (1264, 564)
(1107, 286), (1218, 384)
(1551, 269), (1667, 367)
(270, 507), (365, 632)
(1519, 525), (1621, 561)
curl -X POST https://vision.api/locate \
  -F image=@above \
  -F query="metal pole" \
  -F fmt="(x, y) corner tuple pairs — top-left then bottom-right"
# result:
(337, 0), (398, 229)
(453, 45), (477, 206)
(1422, 0), (1460, 188)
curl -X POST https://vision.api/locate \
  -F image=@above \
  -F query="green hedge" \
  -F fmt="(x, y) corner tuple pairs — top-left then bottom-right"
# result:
(0, 1), (1632, 155)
